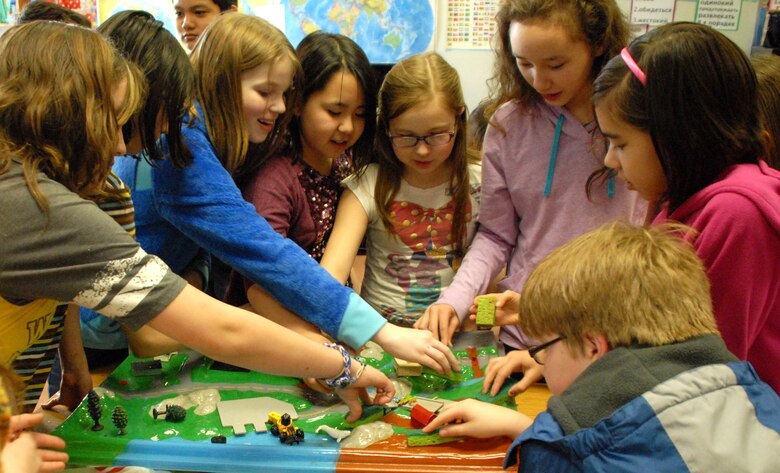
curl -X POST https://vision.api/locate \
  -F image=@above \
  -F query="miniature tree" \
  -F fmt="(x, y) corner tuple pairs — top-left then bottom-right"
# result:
(112, 406), (128, 435)
(87, 390), (103, 431)
(153, 404), (186, 422)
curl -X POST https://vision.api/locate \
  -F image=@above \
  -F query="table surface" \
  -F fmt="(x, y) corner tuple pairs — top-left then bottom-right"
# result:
(50, 335), (551, 473)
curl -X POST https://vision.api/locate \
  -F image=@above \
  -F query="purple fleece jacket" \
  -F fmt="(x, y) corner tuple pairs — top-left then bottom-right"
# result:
(436, 100), (647, 349)
(656, 161), (780, 393)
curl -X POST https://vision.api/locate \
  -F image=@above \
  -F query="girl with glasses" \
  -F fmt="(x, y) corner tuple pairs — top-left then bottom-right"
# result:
(109, 12), (457, 379)
(320, 52), (481, 328)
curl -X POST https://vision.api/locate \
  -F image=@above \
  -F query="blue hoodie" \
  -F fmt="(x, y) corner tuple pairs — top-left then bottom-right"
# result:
(112, 105), (385, 347)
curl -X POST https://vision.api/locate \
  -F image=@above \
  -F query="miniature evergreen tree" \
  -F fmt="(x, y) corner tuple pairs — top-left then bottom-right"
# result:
(153, 404), (186, 422)
(112, 406), (128, 435)
(164, 404), (186, 422)
(87, 390), (103, 431)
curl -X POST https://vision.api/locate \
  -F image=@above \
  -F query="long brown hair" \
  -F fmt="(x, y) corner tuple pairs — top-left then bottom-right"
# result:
(190, 12), (301, 180)
(371, 52), (477, 256)
(752, 54), (780, 170)
(487, 0), (629, 119)
(592, 22), (763, 212)
(0, 22), (144, 211)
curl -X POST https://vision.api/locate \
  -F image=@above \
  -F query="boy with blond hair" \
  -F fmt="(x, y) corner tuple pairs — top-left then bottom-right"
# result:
(425, 222), (780, 472)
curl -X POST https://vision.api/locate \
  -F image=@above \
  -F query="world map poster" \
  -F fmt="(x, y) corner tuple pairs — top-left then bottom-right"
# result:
(96, 0), (436, 64)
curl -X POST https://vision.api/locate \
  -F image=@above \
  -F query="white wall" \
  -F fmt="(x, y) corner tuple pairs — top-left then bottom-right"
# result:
(434, 0), (761, 111)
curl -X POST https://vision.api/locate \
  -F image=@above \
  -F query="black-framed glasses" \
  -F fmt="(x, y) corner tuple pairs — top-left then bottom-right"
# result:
(388, 131), (455, 148)
(527, 336), (564, 365)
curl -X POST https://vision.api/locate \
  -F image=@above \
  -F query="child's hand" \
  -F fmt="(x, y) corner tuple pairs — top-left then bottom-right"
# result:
(373, 323), (460, 375)
(414, 304), (460, 346)
(336, 365), (395, 423)
(5, 413), (68, 473)
(41, 371), (92, 412)
(421, 399), (531, 439)
(468, 291), (521, 326)
(482, 350), (543, 397)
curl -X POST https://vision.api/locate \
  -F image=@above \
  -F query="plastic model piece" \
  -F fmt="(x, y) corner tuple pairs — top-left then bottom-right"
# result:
(131, 359), (163, 376)
(407, 433), (465, 446)
(266, 411), (304, 445)
(112, 406), (128, 435)
(475, 296), (497, 329)
(217, 397), (298, 435)
(394, 357), (423, 376)
(315, 425), (351, 443)
(410, 404), (437, 428)
(153, 404), (186, 422)
(87, 390), (103, 431)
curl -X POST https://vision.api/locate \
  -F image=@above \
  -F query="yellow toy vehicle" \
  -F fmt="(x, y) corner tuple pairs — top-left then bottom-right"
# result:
(266, 411), (304, 445)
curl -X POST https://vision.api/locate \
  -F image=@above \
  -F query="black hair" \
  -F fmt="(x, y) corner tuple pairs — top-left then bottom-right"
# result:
(288, 31), (376, 168)
(211, 0), (238, 11)
(98, 10), (194, 167)
(592, 22), (763, 211)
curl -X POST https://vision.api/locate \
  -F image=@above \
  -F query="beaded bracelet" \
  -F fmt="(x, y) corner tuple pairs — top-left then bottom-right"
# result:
(320, 342), (367, 389)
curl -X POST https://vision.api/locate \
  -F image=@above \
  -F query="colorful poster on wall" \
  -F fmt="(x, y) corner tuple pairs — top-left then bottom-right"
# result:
(58, 0), (97, 24)
(241, 0), (284, 31)
(446, 0), (498, 50)
(96, 0), (436, 64)
(279, 0), (437, 63)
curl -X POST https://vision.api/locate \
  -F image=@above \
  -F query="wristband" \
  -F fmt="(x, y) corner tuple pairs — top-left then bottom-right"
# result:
(320, 342), (366, 389)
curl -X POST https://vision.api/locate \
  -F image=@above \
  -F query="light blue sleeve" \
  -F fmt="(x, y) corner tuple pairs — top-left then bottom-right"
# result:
(151, 117), (386, 348)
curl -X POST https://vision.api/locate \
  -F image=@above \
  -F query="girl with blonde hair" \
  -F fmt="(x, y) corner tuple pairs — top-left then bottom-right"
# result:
(113, 13), (459, 375)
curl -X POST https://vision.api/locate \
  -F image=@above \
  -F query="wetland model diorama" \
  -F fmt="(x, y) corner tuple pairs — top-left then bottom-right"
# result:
(54, 331), (515, 472)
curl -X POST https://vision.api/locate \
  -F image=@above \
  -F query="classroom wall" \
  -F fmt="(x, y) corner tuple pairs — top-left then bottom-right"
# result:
(436, 0), (762, 111)
(1, 0), (762, 112)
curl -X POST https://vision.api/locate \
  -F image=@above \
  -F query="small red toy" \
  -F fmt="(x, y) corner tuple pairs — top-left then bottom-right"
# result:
(410, 404), (437, 428)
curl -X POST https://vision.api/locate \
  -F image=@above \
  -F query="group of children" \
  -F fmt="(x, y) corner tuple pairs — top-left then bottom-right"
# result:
(1, 0), (779, 471)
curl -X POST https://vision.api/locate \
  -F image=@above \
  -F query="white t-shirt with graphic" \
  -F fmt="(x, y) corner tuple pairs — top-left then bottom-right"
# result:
(346, 163), (481, 326)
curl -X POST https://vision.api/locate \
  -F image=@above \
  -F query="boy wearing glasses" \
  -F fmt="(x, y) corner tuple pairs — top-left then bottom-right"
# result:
(424, 222), (780, 472)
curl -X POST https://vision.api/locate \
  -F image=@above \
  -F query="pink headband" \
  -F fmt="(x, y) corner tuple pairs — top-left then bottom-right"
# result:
(620, 47), (646, 85)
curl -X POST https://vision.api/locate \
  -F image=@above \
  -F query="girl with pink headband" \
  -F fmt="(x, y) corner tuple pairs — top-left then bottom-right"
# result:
(594, 22), (780, 394)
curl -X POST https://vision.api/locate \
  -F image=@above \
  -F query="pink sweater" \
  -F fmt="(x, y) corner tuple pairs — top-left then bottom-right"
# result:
(437, 100), (647, 349)
(656, 161), (780, 393)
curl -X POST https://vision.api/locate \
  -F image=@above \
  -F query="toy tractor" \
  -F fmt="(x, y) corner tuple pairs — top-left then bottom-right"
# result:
(266, 411), (304, 445)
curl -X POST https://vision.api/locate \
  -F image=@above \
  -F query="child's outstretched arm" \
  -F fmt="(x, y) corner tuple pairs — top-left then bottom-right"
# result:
(422, 399), (532, 439)
(320, 189), (368, 284)
(482, 350), (543, 397)
(42, 305), (92, 411)
(147, 285), (395, 422)
(321, 190), (460, 374)
(414, 304), (461, 346)
(246, 284), (329, 343)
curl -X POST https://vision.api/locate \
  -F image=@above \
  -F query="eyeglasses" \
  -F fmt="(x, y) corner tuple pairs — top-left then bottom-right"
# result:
(388, 131), (455, 148)
(527, 336), (564, 365)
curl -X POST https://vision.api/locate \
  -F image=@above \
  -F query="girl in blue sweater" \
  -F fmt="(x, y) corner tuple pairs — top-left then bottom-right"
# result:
(113, 12), (458, 373)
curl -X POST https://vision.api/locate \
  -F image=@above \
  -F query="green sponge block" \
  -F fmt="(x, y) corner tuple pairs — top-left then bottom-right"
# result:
(407, 433), (466, 446)
(475, 296), (496, 329)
